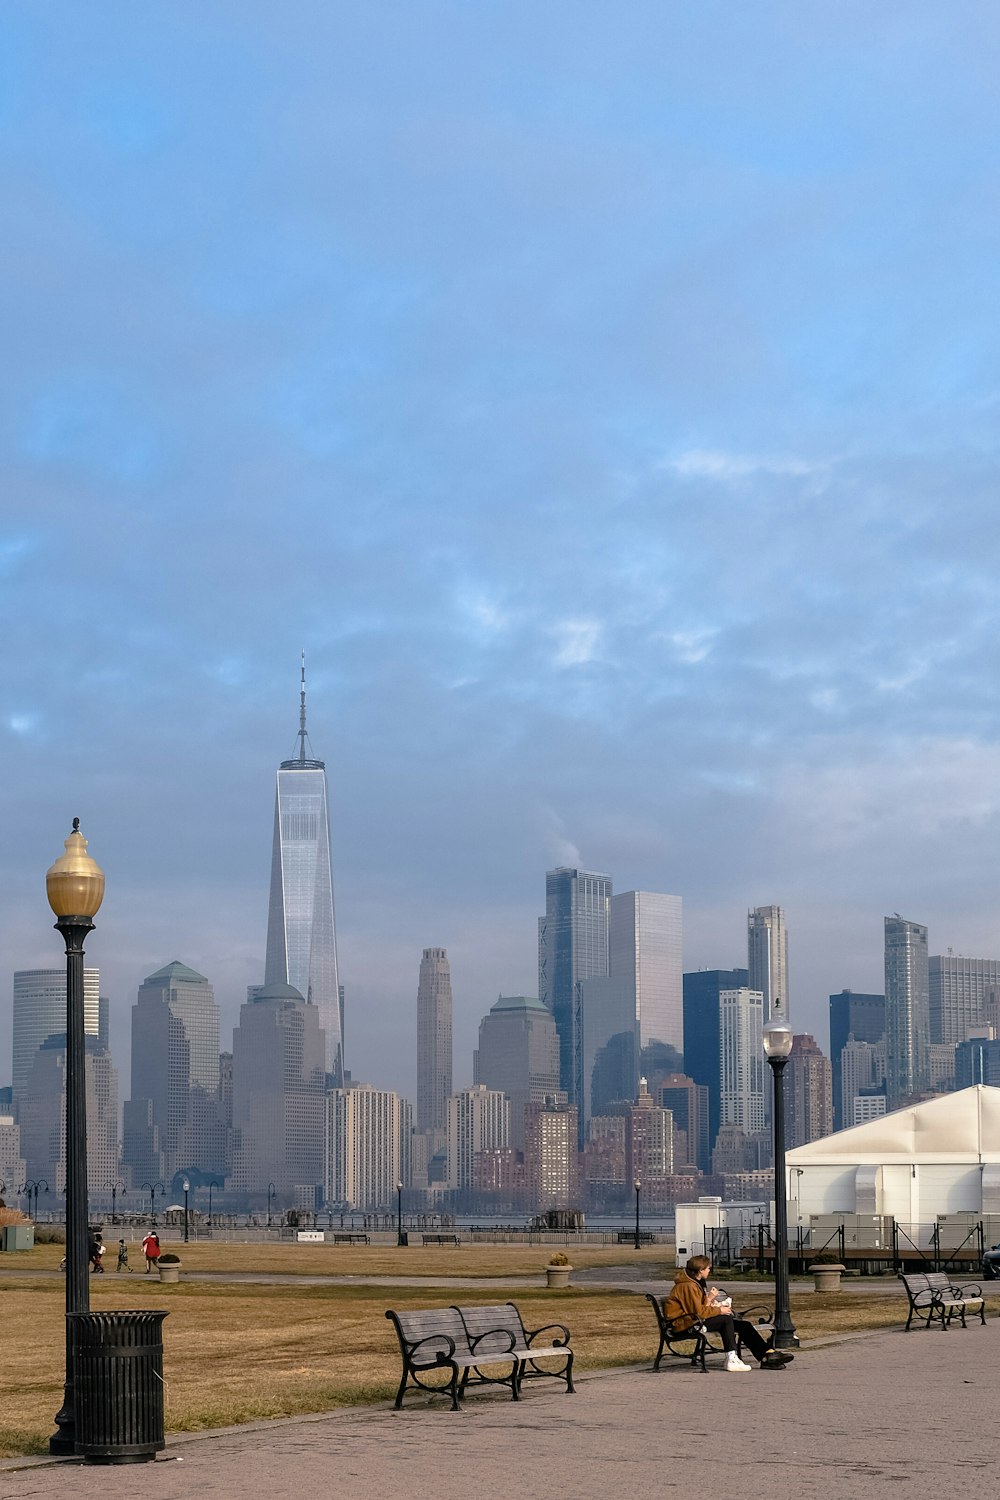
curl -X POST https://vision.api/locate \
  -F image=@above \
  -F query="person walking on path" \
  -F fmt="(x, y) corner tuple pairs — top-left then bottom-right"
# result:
(116, 1238), (132, 1273)
(665, 1255), (794, 1372)
(141, 1230), (161, 1273)
(89, 1235), (106, 1274)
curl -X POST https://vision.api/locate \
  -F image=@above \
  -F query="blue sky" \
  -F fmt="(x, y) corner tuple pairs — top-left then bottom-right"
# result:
(3, 1), (1000, 1098)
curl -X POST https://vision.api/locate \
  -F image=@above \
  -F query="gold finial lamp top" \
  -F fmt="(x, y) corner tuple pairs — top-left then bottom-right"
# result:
(46, 818), (105, 920)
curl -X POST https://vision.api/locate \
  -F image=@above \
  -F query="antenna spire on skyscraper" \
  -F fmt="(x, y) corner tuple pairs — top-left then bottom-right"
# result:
(299, 650), (308, 763)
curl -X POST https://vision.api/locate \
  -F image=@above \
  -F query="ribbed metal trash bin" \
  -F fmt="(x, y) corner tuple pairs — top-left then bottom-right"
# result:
(69, 1310), (168, 1463)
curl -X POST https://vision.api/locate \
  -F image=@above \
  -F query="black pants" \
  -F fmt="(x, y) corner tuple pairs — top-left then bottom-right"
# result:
(703, 1313), (771, 1362)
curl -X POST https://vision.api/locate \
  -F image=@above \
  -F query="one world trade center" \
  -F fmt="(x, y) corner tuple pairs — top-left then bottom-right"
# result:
(264, 659), (344, 1085)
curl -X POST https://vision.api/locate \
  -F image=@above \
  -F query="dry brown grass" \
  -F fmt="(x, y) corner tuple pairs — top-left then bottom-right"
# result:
(0, 1258), (906, 1459)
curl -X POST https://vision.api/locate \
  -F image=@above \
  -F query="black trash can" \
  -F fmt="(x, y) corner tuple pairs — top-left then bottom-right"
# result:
(69, 1310), (169, 1464)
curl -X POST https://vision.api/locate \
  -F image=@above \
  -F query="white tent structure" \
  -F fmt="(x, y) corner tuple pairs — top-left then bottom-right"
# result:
(785, 1085), (1000, 1230)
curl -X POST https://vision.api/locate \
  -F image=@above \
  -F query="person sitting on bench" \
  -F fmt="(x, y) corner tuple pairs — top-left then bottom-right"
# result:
(665, 1255), (794, 1372)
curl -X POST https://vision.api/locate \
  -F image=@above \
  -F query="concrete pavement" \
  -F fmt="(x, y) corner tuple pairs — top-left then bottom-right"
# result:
(2, 1320), (997, 1500)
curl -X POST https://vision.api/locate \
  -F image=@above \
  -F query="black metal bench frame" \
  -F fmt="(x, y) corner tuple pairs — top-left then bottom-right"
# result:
(644, 1293), (773, 1372)
(385, 1301), (573, 1410)
(421, 1233), (461, 1246)
(899, 1271), (987, 1331)
(331, 1232), (370, 1244)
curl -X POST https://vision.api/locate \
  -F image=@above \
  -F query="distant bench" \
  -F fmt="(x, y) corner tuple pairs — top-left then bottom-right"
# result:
(331, 1232), (370, 1245)
(900, 1271), (986, 1331)
(386, 1301), (574, 1410)
(420, 1233), (461, 1246)
(617, 1230), (656, 1245)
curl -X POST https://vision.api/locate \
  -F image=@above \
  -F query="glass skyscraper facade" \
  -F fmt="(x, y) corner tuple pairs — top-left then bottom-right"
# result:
(264, 672), (343, 1085)
(417, 948), (453, 1139)
(12, 968), (100, 1107)
(884, 915), (930, 1110)
(538, 867), (611, 1108)
(747, 905), (789, 1021)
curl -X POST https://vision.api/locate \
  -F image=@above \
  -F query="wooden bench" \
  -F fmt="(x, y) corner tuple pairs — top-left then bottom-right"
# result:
(385, 1302), (574, 1410)
(331, 1232), (370, 1245)
(899, 1272), (987, 1331)
(420, 1233), (461, 1246)
(644, 1293), (773, 1372)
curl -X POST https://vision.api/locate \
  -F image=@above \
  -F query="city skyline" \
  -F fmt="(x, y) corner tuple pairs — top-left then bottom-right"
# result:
(5, 5), (1000, 1102)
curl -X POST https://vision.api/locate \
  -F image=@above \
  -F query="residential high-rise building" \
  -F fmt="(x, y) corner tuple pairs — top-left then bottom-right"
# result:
(829, 991), (885, 1129)
(625, 1078), (675, 1186)
(719, 987), (765, 1135)
(538, 867), (611, 1107)
(474, 995), (560, 1151)
(230, 982), (327, 1199)
(447, 1085), (509, 1190)
(838, 1035), (885, 1130)
(18, 1035), (119, 1194)
(609, 891), (683, 1054)
(264, 660), (344, 1085)
(748, 906), (788, 1020)
(124, 961), (226, 1188)
(682, 968), (748, 1157)
(786, 1034), (833, 1148)
(929, 955), (1000, 1046)
(660, 1073), (710, 1173)
(12, 968), (100, 1108)
(416, 949), (453, 1142)
(524, 1098), (579, 1210)
(0, 1112), (25, 1192)
(326, 1085), (412, 1209)
(884, 916), (930, 1109)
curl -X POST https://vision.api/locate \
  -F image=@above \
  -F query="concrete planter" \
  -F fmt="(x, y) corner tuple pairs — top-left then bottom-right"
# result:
(811, 1263), (845, 1291)
(158, 1262), (182, 1283)
(545, 1265), (572, 1288)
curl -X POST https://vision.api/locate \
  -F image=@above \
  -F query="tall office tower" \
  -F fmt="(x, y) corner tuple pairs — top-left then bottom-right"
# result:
(625, 1079), (674, 1195)
(747, 906), (788, 1020)
(610, 891), (684, 1053)
(785, 1035), (833, 1148)
(230, 982), (327, 1198)
(264, 661), (344, 1085)
(682, 968), (749, 1158)
(719, 988), (765, 1135)
(12, 968), (100, 1108)
(447, 1085), (509, 1190)
(538, 867), (612, 1108)
(474, 995), (560, 1151)
(955, 1037), (1000, 1088)
(829, 991), (885, 1129)
(416, 949), (453, 1143)
(928, 956), (1000, 1045)
(125, 962), (226, 1187)
(884, 916), (930, 1110)
(18, 1035), (119, 1192)
(660, 1073), (709, 1173)
(838, 1035), (885, 1130)
(326, 1085), (412, 1209)
(0, 1111), (26, 1191)
(579, 974), (636, 1126)
(524, 1099), (579, 1210)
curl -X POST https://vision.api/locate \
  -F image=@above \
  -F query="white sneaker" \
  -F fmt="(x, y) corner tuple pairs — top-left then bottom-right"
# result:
(724, 1352), (752, 1372)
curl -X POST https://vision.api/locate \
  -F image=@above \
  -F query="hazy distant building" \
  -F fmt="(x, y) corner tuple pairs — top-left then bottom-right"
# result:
(0, 1112), (25, 1192)
(416, 949), (453, 1143)
(610, 891), (683, 1054)
(838, 1035), (885, 1131)
(125, 962), (226, 1187)
(538, 867), (611, 1107)
(474, 995), (560, 1151)
(230, 982), (326, 1199)
(660, 1073), (710, 1173)
(264, 663), (344, 1084)
(683, 968), (749, 1157)
(326, 1085), (411, 1208)
(12, 968), (100, 1108)
(583, 1114), (627, 1201)
(720, 988), (765, 1135)
(829, 991), (885, 1129)
(19, 1035), (118, 1194)
(885, 916), (930, 1109)
(786, 1034), (833, 1148)
(447, 1085), (509, 1190)
(955, 1038), (1000, 1089)
(929, 956), (1000, 1046)
(626, 1078), (674, 1191)
(524, 1099), (579, 1210)
(852, 1093), (887, 1125)
(579, 973), (636, 1127)
(748, 906), (788, 1020)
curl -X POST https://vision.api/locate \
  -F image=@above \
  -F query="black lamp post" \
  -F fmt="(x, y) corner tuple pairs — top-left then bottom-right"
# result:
(181, 1177), (190, 1245)
(206, 1179), (221, 1233)
(763, 997), (798, 1350)
(22, 1178), (48, 1222)
(46, 818), (105, 1456)
(396, 1181), (404, 1246)
(633, 1179), (642, 1250)
(109, 1181), (127, 1226)
(141, 1180), (164, 1224)
(267, 1182), (277, 1229)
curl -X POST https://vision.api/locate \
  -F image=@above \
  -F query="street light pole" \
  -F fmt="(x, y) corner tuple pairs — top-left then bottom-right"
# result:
(267, 1182), (276, 1229)
(763, 997), (799, 1350)
(396, 1181), (404, 1246)
(634, 1179), (642, 1251)
(206, 1179), (220, 1233)
(141, 1180), (164, 1225)
(46, 819), (105, 1456)
(182, 1178), (190, 1245)
(109, 1181), (126, 1226)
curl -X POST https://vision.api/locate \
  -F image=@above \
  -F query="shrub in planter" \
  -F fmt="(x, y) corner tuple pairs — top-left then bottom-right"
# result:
(548, 1252), (570, 1267)
(158, 1253), (181, 1264)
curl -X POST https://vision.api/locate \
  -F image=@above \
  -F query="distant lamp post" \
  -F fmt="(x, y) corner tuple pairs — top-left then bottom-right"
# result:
(763, 997), (799, 1349)
(109, 1180), (127, 1226)
(22, 1178), (49, 1222)
(206, 1179), (221, 1232)
(634, 1179), (642, 1251)
(141, 1180), (164, 1224)
(396, 1181), (404, 1246)
(267, 1182), (277, 1229)
(181, 1177), (190, 1245)
(46, 818), (105, 1456)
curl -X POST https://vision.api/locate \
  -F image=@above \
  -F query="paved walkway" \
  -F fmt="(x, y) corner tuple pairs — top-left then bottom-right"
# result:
(2, 1321), (996, 1500)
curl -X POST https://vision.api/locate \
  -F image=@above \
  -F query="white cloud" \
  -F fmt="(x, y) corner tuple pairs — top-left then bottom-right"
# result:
(668, 449), (823, 481)
(551, 618), (603, 667)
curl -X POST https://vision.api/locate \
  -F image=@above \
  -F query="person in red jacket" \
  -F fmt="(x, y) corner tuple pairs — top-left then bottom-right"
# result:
(665, 1255), (793, 1372)
(141, 1231), (161, 1273)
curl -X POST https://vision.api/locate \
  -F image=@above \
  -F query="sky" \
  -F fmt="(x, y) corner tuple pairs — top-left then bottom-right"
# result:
(3, 1), (1000, 1101)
